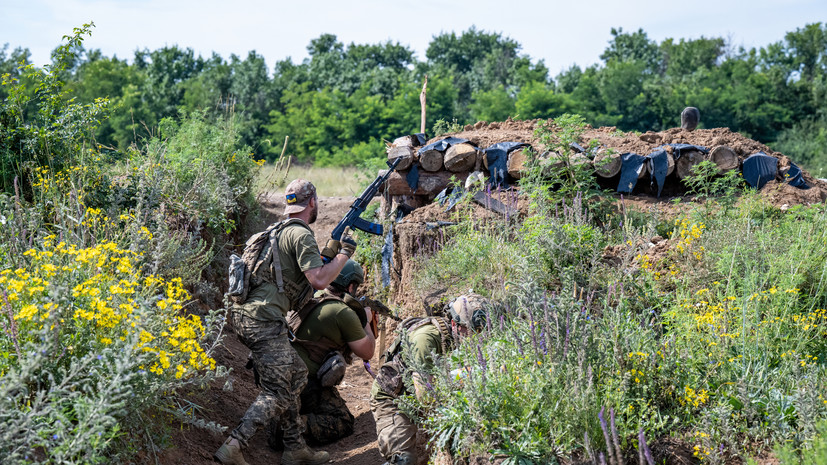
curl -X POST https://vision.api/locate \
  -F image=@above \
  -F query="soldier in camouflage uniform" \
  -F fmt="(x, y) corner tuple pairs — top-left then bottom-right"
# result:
(215, 179), (357, 465)
(370, 293), (489, 465)
(268, 259), (376, 448)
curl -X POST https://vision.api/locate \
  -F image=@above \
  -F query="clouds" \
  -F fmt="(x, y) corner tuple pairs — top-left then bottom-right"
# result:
(2, 0), (825, 75)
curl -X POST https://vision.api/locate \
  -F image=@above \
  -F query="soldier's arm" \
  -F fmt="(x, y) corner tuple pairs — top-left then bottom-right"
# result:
(303, 254), (348, 290)
(348, 307), (375, 360)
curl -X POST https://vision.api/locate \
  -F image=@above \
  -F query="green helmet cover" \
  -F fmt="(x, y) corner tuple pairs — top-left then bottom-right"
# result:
(333, 259), (364, 289)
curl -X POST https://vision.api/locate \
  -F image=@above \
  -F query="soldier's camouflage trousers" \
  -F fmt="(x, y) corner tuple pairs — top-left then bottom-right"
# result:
(268, 376), (355, 448)
(230, 310), (308, 450)
(370, 391), (418, 463)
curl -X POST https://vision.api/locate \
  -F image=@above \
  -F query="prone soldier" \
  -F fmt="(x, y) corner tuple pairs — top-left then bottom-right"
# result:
(370, 293), (490, 465)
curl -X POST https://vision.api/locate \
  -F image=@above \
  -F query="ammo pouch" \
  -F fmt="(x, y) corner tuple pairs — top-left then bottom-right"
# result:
(227, 254), (245, 297)
(375, 354), (406, 398)
(317, 351), (347, 387)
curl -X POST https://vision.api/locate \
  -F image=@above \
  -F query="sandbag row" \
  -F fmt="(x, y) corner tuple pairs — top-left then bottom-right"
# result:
(382, 133), (791, 198)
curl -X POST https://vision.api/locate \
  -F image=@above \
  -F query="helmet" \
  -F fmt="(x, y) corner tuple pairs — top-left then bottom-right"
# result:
(448, 292), (489, 331)
(332, 259), (364, 289)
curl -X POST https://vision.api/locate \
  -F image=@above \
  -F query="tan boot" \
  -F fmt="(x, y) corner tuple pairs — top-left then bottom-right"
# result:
(281, 446), (330, 465)
(214, 437), (250, 465)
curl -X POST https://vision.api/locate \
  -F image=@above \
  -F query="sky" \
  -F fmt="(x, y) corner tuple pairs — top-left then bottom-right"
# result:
(1, 0), (826, 76)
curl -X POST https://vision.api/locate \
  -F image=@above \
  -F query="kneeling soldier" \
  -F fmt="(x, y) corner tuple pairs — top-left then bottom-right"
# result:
(269, 259), (376, 448)
(370, 293), (489, 465)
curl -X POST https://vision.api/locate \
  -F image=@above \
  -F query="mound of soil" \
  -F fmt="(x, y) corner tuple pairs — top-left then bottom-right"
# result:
(439, 118), (827, 207)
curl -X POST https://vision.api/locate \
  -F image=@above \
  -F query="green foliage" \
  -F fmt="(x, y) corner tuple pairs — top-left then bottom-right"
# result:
(432, 118), (464, 137)
(772, 115), (827, 174)
(522, 114), (606, 208)
(0, 23), (108, 194)
(402, 186), (827, 463)
(773, 421), (827, 465)
(0, 26), (260, 462)
(682, 160), (745, 213)
(8, 22), (827, 168)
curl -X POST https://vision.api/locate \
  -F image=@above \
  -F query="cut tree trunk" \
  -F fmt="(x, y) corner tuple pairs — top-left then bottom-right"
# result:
(709, 146), (739, 172)
(676, 150), (707, 179)
(507, 148), (528, 179)
(388, 145), (414, 171)
(381, 170), (466, 196)
(444, 143), (477, 172)
(418, 148), (444, 172)
(593, 151), (622, 178)
(666, 152), (676, 176)
(392, 135), (422, 148)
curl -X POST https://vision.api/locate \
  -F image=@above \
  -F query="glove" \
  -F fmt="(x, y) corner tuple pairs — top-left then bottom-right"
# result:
(339, 234), (357, 258)
(321, 238), (341, 261)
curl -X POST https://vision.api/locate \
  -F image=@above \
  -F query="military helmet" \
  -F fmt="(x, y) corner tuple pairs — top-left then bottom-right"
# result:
(448, 292), (489, 331)
(333, 259), (364, 289)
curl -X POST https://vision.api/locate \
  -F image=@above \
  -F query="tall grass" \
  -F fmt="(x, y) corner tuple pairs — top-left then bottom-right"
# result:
(398, 120), (827, 464)
(256, 163), (363, 197)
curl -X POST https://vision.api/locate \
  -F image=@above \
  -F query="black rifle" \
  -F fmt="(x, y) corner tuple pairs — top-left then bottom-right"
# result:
(321, 157), (401, 262)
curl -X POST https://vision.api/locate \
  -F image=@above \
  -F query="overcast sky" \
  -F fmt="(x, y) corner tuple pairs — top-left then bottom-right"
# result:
(2, 0), (825, 76)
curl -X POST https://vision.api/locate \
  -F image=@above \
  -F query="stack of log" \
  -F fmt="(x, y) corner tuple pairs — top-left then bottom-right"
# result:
(380, 133), (748, 208)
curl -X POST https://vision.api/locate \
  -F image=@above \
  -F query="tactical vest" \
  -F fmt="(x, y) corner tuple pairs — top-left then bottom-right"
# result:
(227, 219), (314, 310)
(374, 316), (453, 398)
(287, 290), (368, 365)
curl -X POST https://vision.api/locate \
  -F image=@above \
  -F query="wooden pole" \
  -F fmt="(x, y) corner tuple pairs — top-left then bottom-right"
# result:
(420, 75), (428, 134)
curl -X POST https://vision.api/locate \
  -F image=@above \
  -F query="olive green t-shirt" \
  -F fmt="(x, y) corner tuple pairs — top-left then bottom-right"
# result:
(292, 299), (367, 377)
(370, 322), (443, 400)
(242, 221), (323, 321)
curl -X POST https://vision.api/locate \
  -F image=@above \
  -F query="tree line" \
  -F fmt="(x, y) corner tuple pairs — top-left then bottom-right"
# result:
(2, 23), (826, 169)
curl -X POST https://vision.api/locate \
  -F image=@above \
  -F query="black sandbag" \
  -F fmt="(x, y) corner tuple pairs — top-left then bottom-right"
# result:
(406, 163), (420, 191)
(413, 133), (428, 146)
(742, 152), (778, 189)
(417, 136), (470, 155)
(647, 149), (669, 197)
(435, 186), (465, 212)
(784, 162), (810, 189)
(484, 142), (529, 188)
(667, 143), (709, 158)
(618, 152), (647, 193)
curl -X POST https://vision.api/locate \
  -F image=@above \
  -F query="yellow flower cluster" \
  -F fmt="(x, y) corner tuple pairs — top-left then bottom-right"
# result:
(682, 386), (709, 407)
(30, 164), (104, 200)
(673, 218), (705, 256)
(0, 237), (215, 380)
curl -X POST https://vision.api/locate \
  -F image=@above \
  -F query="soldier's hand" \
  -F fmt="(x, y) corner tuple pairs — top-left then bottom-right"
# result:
(339, 233), (357, 258)
(321, 238), (341, 261)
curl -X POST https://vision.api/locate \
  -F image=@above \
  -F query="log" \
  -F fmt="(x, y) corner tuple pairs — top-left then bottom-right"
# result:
(392, 134), (421, 148)
(676, 150), (707, 179)
(444, 143), (477, 172)
(709, 145), (739, 172)
(388, 145), (414, 171)
(418, 148), (444, 172)
(507, 148), (528, 179)
(593, 151), (621, 178)
(382, 170), (467, 196)
(666, 152), (676, 176)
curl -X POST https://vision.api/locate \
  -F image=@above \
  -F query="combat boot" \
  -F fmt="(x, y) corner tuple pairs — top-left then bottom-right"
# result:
(281, 446), (330, 465)
(213, 437), (250, 465)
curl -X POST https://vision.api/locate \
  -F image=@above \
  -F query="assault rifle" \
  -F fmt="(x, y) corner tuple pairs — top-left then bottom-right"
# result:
(321, 156), (401, 262)
(360, 296), (402, 322)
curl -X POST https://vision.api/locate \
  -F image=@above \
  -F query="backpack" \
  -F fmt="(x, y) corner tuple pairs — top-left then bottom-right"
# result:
(227, 219), (312, 307)
(374, 316), (452, 398)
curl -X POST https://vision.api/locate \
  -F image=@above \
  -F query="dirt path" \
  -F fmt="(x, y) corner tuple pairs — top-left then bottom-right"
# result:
(160, 195), (385, 465)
